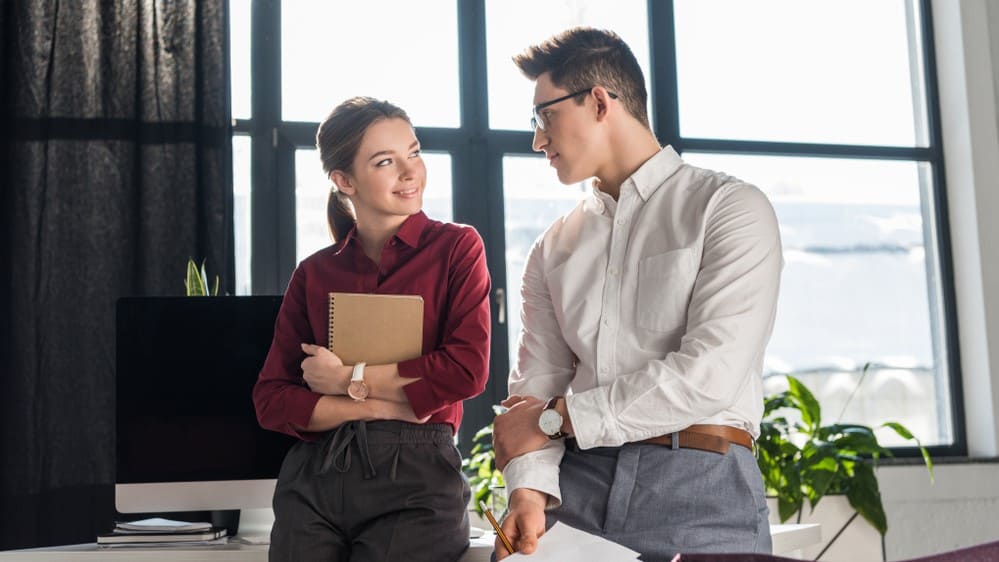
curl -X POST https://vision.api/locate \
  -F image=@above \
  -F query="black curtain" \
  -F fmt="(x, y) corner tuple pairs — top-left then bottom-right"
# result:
(0, 0), (231, 549)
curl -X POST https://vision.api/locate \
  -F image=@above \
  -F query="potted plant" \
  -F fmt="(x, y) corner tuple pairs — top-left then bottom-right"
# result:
(184, 258), (220, 296)
(757, 368), (934, 559)
(461, 418), (505, 518)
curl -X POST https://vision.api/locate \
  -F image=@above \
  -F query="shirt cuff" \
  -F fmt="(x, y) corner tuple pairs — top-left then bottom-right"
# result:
(400, 377), (439, 420)
(282, 389), (323, 441)
(566, 390), (623, 449)
(501, 449), (563, 509)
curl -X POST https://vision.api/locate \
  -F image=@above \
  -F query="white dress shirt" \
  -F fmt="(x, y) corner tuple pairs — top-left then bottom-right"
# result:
(503, 146), (782, 506)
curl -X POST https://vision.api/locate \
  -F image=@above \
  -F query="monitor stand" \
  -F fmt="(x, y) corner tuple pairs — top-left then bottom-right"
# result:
(209, 509), (241, 537)
(233, 507), (275, 544)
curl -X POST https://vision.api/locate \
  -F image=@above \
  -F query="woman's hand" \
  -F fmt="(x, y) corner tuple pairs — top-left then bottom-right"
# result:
(300, 343), (349, 395)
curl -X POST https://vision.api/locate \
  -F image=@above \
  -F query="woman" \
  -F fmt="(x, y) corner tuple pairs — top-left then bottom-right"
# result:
(253, 97), (491, 561)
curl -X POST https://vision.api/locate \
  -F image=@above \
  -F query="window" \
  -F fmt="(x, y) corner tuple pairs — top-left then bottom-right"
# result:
(232, 0), (959, 455)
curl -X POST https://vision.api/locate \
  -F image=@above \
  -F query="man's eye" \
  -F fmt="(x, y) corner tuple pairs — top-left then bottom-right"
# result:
(410, 150), (422, 158)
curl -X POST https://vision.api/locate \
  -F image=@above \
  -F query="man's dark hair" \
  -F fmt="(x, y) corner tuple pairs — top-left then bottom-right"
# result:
(513, 27), (649, 128)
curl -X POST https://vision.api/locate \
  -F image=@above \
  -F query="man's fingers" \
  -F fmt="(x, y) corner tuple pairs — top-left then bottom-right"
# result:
(510, 522), (538, 554)
(501, 395), (525, 408)
(495, 515), (519, 559)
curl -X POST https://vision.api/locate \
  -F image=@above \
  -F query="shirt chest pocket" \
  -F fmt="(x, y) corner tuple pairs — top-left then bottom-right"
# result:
(637, 248), (697, 333)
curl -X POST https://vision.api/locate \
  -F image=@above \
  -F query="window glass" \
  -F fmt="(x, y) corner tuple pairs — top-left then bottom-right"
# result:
(233, 135), (252, 295)
(485, 0), (650, 131)
(683, 152), (950, 446)
(294, 149), (453, 264)
(230, 0), (251, 120)
(674, 0), (929, 146)
(281, 1), (460, 127)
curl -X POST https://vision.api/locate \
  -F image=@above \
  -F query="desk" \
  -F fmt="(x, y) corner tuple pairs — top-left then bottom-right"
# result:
(0, 524), (820, 561)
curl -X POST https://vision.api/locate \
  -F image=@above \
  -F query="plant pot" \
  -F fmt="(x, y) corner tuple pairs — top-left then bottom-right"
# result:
(767, 495), (883, 561)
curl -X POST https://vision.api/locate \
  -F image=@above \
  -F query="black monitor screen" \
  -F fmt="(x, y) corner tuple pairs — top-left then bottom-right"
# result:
(116, 296), (295, 483)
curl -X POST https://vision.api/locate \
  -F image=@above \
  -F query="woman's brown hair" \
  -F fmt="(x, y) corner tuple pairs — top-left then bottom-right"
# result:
(316, 97), (412, 242)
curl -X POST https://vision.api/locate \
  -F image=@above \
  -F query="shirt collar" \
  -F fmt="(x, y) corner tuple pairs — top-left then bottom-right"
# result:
(394, 211), (427, 248)
(331, 211), (427, 255)
(586, 145), (684, 213)
(630, 145), (683, 201)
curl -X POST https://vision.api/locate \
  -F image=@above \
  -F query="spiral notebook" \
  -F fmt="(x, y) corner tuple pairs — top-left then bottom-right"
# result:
(328, 292), (424, 365)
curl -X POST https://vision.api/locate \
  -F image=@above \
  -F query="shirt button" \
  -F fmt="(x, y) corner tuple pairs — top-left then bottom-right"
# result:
(390, 240), (397, 246)
(602, 318), (611, 326)
(616, 218), (626, 226)
(609, 267), (619, 276)
(600, 366), (608, 374)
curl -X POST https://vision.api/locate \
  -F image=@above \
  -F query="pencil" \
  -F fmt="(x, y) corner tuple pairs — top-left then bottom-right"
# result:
(479, 500), (515, 554)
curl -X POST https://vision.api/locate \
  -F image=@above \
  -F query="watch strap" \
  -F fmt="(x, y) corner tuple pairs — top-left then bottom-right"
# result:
(542, 396), (566, 440)
(351, 362), (366, 382)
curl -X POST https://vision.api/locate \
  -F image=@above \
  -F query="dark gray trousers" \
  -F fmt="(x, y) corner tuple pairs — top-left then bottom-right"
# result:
(269, 421), (470, 562)
(547, 440), (772, 562)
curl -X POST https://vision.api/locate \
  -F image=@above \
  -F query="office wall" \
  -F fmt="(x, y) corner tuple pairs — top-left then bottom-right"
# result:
(879, 1), (999, 559)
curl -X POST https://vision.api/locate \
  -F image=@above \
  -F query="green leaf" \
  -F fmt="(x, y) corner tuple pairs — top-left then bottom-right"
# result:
(881, 421), (913, 440)
(881, 422), (934, 483)
(845, 462), (887, 535)
(786, 375), (821, 434)
(777, 490), (802, 524)
(185, 259), (205, 296)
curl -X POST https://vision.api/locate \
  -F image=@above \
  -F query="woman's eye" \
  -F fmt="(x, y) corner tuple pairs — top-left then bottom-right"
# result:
(376, 158), (392, 167)
(410, 150), (421, 158)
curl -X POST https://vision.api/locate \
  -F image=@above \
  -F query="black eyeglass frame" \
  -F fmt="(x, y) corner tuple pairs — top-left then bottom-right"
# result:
(531, 88), (619, 131)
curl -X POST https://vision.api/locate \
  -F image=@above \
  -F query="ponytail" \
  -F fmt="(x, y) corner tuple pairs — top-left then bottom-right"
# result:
(326, 189), (356, 243)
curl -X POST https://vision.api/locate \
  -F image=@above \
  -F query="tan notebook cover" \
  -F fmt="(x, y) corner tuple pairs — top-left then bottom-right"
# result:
(327, 292), (424, 365)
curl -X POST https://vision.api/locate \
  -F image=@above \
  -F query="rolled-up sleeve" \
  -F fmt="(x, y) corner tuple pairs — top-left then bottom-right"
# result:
(502, 235), (577, 507)
(398, 228), (492, 419)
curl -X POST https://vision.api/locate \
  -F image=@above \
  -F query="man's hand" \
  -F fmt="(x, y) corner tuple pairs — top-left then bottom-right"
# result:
(492, 395), (549, 470)
(300, 343), (349, 395)
(495, 488), (548, 559)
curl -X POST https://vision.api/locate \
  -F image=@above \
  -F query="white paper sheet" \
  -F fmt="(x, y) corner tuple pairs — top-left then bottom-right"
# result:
(506, 522), (640, 561)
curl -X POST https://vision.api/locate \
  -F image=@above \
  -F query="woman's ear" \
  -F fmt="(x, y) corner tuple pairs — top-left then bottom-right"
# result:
(331, 170), (355, 196)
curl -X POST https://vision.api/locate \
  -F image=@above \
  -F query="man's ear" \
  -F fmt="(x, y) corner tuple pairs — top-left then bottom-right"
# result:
(330, 170), (355, 196)
(592, 86), (614, 122)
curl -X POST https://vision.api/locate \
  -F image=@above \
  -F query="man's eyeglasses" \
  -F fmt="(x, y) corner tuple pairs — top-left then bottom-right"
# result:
(531, 88), (619, 131)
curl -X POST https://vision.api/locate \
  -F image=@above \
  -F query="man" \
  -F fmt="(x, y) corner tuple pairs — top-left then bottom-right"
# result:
(492, 27), (782, 560)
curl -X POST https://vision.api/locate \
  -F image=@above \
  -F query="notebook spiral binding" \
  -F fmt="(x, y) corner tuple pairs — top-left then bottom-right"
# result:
(327, 293), (335, 351)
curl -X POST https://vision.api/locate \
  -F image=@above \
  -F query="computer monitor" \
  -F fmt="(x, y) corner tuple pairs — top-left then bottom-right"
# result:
(114, 296), (295, 516)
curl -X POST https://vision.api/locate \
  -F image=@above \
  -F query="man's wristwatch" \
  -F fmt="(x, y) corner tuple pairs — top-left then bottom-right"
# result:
(538, 396), (566, 440)
(347, 362), (369, 401)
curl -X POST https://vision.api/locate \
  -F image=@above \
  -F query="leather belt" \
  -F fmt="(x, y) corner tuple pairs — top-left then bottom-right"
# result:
(639, 424), (753, 455)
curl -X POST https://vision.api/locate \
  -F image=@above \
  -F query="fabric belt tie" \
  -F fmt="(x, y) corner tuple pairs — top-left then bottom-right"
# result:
(319, 420), (378, 479)
(639, 424), (754, 455)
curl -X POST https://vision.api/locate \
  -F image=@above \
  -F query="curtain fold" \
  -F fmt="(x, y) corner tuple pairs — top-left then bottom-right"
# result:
(0, 0), (231, 549)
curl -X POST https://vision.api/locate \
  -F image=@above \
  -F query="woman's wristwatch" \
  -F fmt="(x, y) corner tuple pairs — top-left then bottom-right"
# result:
(347, 362), (369, 401)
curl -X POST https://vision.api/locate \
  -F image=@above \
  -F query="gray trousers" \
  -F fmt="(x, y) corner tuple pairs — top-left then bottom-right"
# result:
(269, 421), (470, 562)
(548, 439), (772, 561)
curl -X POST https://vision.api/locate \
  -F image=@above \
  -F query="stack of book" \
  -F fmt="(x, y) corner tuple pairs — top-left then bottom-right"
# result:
(98, 517), (228, 547)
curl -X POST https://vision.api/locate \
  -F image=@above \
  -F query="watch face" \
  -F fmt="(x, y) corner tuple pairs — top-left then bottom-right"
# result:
(539, 408), (563, 436)
(347, 380), (369, 401)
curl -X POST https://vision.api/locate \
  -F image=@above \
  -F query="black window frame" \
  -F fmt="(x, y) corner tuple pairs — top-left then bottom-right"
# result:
(234, 0), (964, 458)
